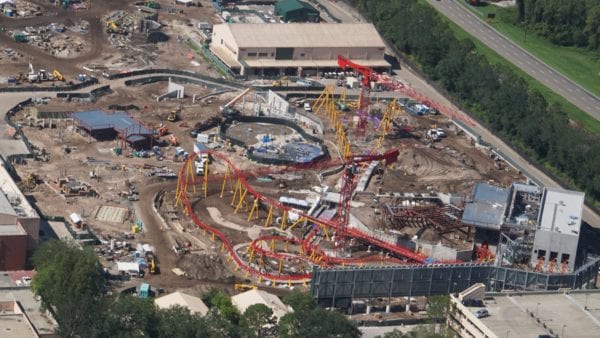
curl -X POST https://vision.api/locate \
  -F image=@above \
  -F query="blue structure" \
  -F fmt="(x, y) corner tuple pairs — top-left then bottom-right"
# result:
(139, 283), (150, 298)
(462, 183), (511, 230)
(72, 110), (153, 146)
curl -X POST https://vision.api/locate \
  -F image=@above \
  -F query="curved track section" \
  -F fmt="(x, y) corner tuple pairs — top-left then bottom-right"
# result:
(176, 150), (429, 282)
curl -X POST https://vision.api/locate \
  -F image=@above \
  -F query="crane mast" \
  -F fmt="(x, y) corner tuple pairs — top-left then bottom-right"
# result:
(336, 149), (399, 255)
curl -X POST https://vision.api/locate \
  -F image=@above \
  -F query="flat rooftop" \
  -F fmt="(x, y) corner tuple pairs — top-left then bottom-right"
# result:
(478, 291), (600, 337)
(220, 23), (386, 48)
(462, 182), (510, 230)
(72, 110), (153, 142)
(0, 163), (38, 219)
(0, 224), (26, 236)
(0, 288), (55, 336)
(539, 187), (584, 236)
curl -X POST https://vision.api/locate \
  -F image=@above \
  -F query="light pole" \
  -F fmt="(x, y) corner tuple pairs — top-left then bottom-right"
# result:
(536, 302), (540, 317)
(561, 324), (566, 338)
(505, 329), (510, 338)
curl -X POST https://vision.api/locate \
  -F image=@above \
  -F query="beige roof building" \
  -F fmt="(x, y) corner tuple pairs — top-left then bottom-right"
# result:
(210, 23), (390, 77)
(154, 291), (209, 316)
(231, 289), (291, 321)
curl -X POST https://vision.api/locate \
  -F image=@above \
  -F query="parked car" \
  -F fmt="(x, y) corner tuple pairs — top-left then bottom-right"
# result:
(304, 102), (312, 112)
(475, 308), (489, 318)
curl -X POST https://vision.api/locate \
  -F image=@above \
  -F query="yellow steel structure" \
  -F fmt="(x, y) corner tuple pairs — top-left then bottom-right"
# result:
(247, 197), (260, 222)
(202, 159), (209, 198)
(264, 205), (273, 227)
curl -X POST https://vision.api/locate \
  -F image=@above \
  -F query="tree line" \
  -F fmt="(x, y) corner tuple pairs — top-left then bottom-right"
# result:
(516, 0), (600, 49)
(31, 240), (360, 338)
(350, 0), (600, 205)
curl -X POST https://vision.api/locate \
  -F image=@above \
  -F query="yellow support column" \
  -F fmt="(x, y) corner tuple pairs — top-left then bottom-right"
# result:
(202, 160), (209, 197)
(287, 217), (304, 231)
(264, 205), (273, 227)
(220, 165), (231, 198)
(247, 197), (260, 222)
(270, 239), (275, 251)
(231, 179), (241, 206)
(280, 210), (287, 229)
(278, 260), (283, 274)
(234, 187), (248, 214)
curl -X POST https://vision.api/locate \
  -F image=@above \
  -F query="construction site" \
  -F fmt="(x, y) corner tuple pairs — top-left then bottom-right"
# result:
(0, 0), (597, 322)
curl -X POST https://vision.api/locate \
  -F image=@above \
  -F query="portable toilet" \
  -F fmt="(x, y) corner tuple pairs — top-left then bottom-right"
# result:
(139, 283), (150, 298)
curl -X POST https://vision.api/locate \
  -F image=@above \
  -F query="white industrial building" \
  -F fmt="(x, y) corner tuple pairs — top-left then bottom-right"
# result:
(231, 289), (291, 322)
(530, 187), (584, 272)
(210, 23), (390, 77)
(154, 291), (209, 316)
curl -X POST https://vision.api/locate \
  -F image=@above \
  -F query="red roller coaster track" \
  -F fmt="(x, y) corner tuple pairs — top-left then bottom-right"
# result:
(176, 150), (431, 283)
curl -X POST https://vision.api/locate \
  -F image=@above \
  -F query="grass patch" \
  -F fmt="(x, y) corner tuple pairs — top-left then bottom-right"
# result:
(442, 13), (600, 135)
(461, 2), (600, 98)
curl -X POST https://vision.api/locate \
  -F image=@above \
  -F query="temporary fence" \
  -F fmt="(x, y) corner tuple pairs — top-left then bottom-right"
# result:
(0, 78), (99, 93)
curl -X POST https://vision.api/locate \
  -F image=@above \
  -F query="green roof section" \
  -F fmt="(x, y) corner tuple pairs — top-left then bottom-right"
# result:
(275, 0), (319, 22)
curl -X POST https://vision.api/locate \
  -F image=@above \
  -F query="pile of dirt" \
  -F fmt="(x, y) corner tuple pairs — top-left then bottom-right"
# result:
(178, 252), (235, 283)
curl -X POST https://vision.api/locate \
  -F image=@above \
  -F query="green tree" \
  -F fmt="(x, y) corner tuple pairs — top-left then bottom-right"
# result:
(31, 240), (106, 338)
(282, 290), (317, 312)
(241, 303), (275, 337)
(156, 305), (210, 337)
(279, 291), (360, 338)
(102, 295), (159, 337)
(205, 289), (240, 324)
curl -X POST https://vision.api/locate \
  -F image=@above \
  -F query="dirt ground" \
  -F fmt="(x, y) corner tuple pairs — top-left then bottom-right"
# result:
(3, 0), (525, 290)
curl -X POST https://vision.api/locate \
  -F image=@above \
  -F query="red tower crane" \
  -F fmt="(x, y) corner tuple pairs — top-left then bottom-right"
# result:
(335, 149), (399, 255)
(337, 55), (376, 139)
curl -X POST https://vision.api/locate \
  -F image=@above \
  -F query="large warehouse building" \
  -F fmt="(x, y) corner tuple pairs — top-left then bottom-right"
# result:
(210, 23), (390, 77)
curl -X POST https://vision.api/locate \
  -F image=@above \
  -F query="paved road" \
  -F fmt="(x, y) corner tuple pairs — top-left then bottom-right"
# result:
(426, 0), (600, 121)
(316, 0), (600, 228)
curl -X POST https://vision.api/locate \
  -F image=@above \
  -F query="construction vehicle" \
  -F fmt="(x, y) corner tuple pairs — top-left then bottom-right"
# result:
(12, 33), (27, 43)
(38, 69), (53, 81)
(106, 20), (124, 34)
(234, 284), (257, 292)
(167, 107), (180, 122)
(145, 1), (160, 9)
(155, 126), (169, 138)
(146, 252), (159, 274)
(168, 134), (178, 146)
(52, 69), (65, 81)
(27, 62), (39, 83)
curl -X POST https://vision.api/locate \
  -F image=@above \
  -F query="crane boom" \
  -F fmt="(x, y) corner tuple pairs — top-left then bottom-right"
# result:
(337, 55), (375, 139)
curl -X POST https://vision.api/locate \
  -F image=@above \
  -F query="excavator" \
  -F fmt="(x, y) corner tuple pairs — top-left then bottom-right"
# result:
(27, 62), (39, 83)
(106, 20), (124, 34)
(167, 107), (180, 122)
(52, 69), (65, 81)
(234, 283), (257, 292)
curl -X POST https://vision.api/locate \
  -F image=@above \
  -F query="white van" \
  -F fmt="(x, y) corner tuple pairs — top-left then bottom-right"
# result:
(304, 102), (312, 112)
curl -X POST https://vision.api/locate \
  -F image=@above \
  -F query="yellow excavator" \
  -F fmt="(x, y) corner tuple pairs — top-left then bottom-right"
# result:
(234, 284), (257, 292)
(167, 107), (180, 122)
(52, 69), (64, 81)
(106, 20), (123, 34)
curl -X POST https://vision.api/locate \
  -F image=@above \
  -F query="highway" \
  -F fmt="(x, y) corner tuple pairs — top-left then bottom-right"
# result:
(426, 0), (600, 121)
(316, 0), (600, 228)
